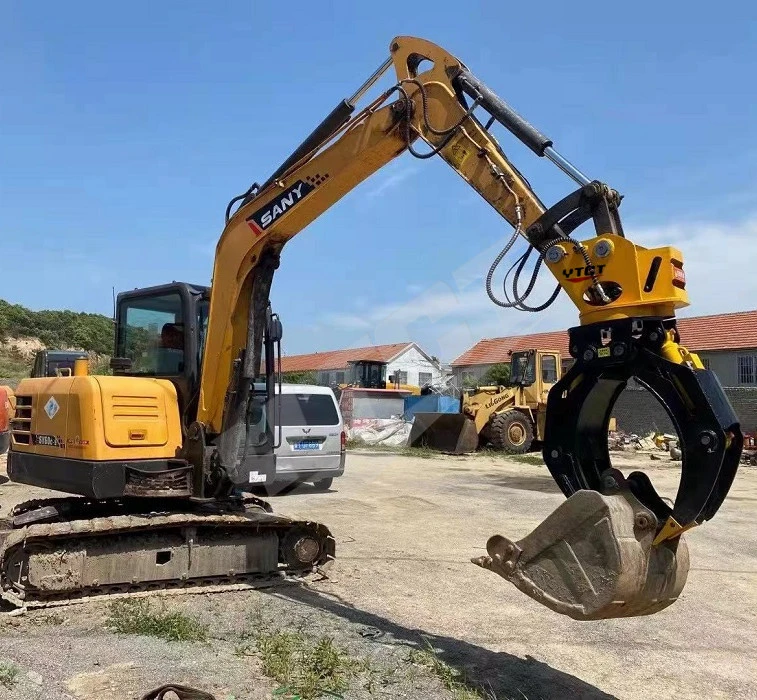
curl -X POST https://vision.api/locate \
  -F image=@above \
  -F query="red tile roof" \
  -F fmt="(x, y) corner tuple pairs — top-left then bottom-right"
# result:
(280, 342), (413, 373)
(676, 310), (757, 352)
(451, 330), (570, 367)
(451, 310), (757, 366)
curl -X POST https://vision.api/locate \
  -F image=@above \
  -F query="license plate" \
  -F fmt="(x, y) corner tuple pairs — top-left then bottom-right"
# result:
(294, 440), (320, 451)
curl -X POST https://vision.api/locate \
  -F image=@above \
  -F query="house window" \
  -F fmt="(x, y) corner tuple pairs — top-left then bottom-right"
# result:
(738, 355), (756, 384)
(397, 370), (408, 384)
(335, 371), (345, 384)
(418, 371), (433, 386)
(701, 357), (710, 370)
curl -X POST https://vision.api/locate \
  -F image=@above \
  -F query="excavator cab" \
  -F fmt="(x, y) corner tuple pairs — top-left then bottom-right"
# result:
(110, 281), (284, 492)
(111, 282), (210, 425)
(347, 360), (387, 389)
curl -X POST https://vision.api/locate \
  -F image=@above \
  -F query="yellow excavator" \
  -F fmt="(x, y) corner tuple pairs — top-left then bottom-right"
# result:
(3, 36), (742, 621)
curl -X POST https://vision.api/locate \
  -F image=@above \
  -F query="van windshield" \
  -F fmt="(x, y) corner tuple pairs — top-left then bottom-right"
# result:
(280, 394), (339, 426)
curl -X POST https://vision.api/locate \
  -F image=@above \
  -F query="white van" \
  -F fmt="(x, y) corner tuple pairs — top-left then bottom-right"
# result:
(273, 384), (345, 490)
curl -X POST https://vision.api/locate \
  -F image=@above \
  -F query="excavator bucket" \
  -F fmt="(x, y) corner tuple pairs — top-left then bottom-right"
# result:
(472, 486), (689, 620)
(408, 412), (479, 454)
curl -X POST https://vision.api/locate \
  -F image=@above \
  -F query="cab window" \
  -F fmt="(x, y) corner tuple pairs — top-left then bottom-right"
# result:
(541, 355), (558, 383)
(118, 293), (185, 375)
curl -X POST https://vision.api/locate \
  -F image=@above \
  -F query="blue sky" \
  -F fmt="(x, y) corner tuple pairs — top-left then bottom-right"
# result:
(1, 1), (755, 362)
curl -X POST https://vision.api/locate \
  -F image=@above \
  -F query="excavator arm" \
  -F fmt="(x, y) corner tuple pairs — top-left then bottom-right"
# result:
(195, 36), (742, 619)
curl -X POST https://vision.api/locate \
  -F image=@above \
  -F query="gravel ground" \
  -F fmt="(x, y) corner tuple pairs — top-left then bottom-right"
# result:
(0, 450), (755, 700)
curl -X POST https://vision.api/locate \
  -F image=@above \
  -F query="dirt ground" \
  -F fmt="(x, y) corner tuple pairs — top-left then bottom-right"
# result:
(0, 449), (755, 700)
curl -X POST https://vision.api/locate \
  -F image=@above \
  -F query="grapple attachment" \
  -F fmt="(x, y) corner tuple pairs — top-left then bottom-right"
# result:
(474, 317), (741, 620)
(472, 483), (689, 620)
(544, 318), (742, 539)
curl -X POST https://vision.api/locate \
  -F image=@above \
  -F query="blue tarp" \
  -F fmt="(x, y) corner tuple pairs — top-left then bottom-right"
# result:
(403, 395), (459, 419)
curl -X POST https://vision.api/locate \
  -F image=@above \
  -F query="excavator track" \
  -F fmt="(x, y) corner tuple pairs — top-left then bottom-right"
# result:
(0, 496), (335, 608)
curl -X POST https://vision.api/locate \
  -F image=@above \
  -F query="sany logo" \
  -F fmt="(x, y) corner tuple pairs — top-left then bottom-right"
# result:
(246, 180), (315, 236)
(562, 264), (606, 283)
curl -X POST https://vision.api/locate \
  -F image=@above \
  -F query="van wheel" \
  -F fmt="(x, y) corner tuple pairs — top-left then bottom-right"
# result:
(312, 477), (333, 491)
(489, 412), (534, 454)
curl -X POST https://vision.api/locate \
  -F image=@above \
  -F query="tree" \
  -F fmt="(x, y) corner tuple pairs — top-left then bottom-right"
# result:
(0, 298), (114, 354)
(481, 362), (512, 386)
(282, 370), (318, 384)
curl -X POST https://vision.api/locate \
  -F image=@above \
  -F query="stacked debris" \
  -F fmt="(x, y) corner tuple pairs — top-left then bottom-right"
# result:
(347, 418), (412, 446)
(608, 429), (681, 460)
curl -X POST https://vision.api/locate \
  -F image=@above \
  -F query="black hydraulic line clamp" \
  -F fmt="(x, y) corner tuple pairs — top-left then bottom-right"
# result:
(543, 317), (742, 540)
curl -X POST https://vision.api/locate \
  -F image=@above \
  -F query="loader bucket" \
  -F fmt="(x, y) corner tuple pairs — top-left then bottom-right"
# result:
(408, 412), (479, 454)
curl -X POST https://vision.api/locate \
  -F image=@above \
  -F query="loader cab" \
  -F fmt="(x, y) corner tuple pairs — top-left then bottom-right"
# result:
(509, 351), (537, 387)
(111, 282), (210, 424)
(509, 349), (561, 406)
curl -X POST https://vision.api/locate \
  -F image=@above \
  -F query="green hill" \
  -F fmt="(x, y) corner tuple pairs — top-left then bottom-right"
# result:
(0, 299), (113, 383)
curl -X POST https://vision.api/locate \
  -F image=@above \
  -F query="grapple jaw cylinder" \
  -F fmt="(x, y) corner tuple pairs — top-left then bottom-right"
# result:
(473, 317), (742, 620)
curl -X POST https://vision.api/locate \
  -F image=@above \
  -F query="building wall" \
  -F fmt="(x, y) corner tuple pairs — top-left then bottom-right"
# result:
(387, 346), (443, 387)
(612, 383), (757, 435)
(452, 363), (492, 387)
(455, 349), (757, 389)
(696, 349), (757, 386)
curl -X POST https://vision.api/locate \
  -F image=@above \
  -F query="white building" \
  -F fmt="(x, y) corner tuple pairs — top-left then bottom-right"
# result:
(280, 341), (443, 388)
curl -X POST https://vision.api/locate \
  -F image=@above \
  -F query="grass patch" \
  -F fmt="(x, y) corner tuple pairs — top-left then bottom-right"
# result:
(346, 441), (450, 460)
(509, 453), (545, 466)
(0, 661), (19, 688)
(408, 640), (494, 700)
(105, 599), (208, 643)
(0, 350), (28, 384)
(237, 628), (361, 699)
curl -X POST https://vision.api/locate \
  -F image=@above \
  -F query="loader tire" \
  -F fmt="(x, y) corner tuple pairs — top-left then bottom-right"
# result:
(489, 411), (533, 454)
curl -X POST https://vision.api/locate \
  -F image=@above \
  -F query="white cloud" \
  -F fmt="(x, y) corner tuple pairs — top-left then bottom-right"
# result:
(364, 165), (417, 198)
(315, 213), (757, 361)
(320, 312), (372, 331)
(628, 215), (757, 317)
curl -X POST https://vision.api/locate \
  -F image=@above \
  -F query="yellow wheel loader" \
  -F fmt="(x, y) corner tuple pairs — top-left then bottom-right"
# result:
(410, 349), (561, 454)
(2, 36), (742, 620)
